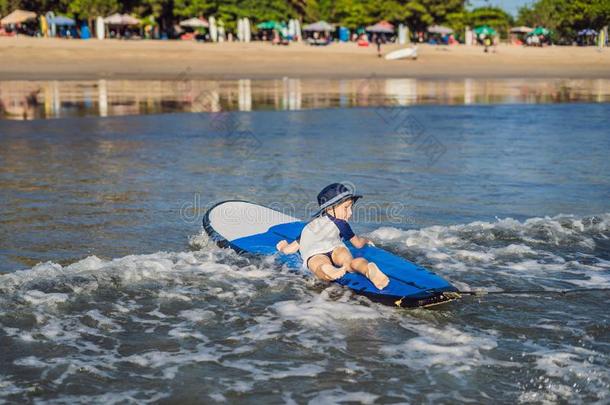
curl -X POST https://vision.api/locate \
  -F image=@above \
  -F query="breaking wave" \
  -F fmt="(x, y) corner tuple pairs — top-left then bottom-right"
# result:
(1, 213), (609, 403)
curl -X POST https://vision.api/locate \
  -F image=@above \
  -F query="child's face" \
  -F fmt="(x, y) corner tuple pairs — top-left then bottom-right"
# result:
(330, 199), (353, 220)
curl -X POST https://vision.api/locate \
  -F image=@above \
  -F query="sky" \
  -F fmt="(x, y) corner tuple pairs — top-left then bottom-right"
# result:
(468, 0), (534, 16)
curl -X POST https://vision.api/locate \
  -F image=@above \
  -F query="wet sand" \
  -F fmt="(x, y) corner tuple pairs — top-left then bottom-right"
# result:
(1, 36), (610, 80)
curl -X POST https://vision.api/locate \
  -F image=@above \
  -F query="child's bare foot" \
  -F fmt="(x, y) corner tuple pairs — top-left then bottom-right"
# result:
(320, 264), (346, 281)
(366, 262), (389, 290)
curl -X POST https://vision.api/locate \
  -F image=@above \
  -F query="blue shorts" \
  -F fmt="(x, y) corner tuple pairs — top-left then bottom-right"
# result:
(306, 250), (336, 269)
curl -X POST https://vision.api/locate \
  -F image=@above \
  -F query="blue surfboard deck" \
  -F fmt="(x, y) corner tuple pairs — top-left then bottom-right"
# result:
(203, 200), (459, 308)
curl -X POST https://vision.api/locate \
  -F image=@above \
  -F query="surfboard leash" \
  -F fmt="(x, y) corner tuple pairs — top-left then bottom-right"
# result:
(455, 287), (610, 296)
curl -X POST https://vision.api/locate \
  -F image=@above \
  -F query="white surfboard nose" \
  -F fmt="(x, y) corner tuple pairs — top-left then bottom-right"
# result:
(207, 200), (299, 241)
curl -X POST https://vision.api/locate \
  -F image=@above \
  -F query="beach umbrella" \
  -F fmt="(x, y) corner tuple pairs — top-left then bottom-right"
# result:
(303, 20), (333, 32)
(104, 13), (140, 25)
(104, 13), (123, 25)
(49, 15), (75, 26)
(1, 9), (37, 25)
(510, 26), (533, 34)
(179, 17), (208, 28)
(366, 21), (394, 34)
(257, 20), (278, 30)
(121, 15), (140, 25)
(427, 25), (453, 35)
(578, 28), (597, 36)
(529, 26), (550, 36)
(473, 25), (497, 36)
(257, 20), (287, 32)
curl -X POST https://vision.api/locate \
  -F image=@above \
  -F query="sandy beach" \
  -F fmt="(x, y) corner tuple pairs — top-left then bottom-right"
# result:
(1, 36), (610, 80)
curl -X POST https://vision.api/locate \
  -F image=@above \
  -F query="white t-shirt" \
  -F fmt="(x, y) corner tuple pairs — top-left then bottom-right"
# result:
(299, 214), (355, 265)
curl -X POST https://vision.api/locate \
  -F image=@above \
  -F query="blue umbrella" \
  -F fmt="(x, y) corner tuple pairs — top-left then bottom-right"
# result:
(578, 29), (597, 36)
(50, 15), (75, 26)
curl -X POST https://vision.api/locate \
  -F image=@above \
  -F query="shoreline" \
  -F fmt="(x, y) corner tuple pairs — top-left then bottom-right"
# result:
(1, 37), (610, 81)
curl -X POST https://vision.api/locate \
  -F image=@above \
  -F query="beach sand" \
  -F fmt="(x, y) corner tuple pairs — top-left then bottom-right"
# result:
(1, 36), (610, 80)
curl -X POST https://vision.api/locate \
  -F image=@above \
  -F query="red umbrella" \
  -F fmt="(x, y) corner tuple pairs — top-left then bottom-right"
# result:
(366, 21), (394, 34)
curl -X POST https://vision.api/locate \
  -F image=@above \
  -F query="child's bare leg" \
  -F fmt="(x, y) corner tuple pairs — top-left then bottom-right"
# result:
(308, 254), (346, 282)
(349, 257), (390, 290)
(331, 247), (389, 289)
(331, 246), (354, 272)
(348, 257), (369, 274)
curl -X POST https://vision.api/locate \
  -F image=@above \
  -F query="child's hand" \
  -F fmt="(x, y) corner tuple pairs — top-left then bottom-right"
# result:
(351, 235), (376, 248)
(276, 240), (288, 252)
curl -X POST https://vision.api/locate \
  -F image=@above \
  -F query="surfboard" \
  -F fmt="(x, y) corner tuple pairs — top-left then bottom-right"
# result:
(203, 200), (459, 308)
(244, 18), (251, 43)
(96, 16), (105, 40)
(237, 18), (244, 42)
(209, 16), (218, 43)
(385, 47), (418, 60)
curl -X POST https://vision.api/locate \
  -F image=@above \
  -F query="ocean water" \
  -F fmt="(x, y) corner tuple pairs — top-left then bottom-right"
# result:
(0, 101), (609, 403)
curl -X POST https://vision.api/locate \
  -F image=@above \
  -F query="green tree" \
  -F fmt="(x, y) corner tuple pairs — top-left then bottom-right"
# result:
(327, 0), (372, 28)
(517, 0), (566, 33)
(469, 6), (513, 38)
(1, 0), (63, 14)
(445, 10), (468, 40)
(0, 0), (11, 15)
(173, 0), (214, 18)
(62, 0), (119, 19)
(518, 0), (610, 42)
(172, 0), (306, 32)
(3, 0), (515, 39)
(316, 0), (465, 30)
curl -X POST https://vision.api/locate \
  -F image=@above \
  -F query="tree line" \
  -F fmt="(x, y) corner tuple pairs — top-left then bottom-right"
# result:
(1, 0), (608, 41)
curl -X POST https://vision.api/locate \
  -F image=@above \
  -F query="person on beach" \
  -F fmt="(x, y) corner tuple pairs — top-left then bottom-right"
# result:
(276, 183), (390, 290)
(375, 34), (382, 57)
